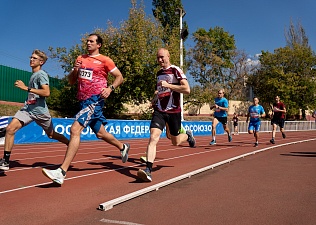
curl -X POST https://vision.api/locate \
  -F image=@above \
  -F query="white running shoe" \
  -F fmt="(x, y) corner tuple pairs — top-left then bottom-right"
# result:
(186, 130), (196, 147)
(0, 158), (9, 171)
(42, 168), (65, 184)
(121, 143), (130, 163)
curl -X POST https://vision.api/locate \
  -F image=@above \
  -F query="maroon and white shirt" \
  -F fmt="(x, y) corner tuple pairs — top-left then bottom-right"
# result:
(155, 65), (187, 113)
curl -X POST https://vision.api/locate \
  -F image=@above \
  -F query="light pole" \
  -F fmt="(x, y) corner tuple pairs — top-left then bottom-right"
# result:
(176, 8), (186, 121)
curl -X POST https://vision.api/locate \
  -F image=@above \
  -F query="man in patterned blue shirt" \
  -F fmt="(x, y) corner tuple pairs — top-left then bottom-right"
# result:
(246, 97), (266, 147)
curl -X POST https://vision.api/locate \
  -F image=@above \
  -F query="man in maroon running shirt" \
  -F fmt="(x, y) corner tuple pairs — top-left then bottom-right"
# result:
(270, 95), (286, 144)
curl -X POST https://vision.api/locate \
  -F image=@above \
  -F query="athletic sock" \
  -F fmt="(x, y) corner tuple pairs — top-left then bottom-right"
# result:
(60, 167), (66, 176)
(146, 162), (153, 172)
(3, 150), (11, 163)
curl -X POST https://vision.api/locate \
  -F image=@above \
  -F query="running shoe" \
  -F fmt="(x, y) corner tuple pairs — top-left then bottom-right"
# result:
(186, 130), (196, 147)
(254, 142), (258, 147)
(121, 143), (130, 163)
(42, 168), (65, 184)
(282, 133), (286, 139)
(0, 158), (9, 171)
(228, 134), (232, 142)
(140, 156), (147, 164)
(137, 168), (152, 182)
(270, 139), (275, 144)
(209, 140), (216, 145)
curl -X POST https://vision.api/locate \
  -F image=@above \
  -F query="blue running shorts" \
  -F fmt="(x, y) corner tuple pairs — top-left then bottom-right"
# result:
(75, 95), (107, 134)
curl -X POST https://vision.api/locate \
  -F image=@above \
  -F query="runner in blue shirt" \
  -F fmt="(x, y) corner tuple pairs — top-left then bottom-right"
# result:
(246, 97), (266, 147)
(209, 89), (232, 145)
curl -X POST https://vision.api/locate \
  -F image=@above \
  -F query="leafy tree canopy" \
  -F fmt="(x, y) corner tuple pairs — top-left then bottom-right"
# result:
(248, 44), (316, 118)
(47, 0), (168, 118)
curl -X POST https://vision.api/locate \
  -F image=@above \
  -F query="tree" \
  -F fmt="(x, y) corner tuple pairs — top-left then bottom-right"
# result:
(186, 26), (237, 103)
(152, 0), (188, 46)
(47, 0), (166, 118)
(247, 20), (316, 119)
(285, 19), (309, 49)
(248, 45), (316, 119)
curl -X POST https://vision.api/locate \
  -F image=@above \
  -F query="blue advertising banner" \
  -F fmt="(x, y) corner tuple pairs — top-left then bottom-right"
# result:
(6, 117), (225, 144)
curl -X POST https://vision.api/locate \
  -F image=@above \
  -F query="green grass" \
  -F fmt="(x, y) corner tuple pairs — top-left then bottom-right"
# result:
(0, 105), (21, 117)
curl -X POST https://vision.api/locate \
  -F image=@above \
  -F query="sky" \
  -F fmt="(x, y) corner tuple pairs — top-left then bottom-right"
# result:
(0, 0), (315, 79)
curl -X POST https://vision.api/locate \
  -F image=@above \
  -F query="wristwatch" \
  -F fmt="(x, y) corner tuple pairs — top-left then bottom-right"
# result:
(27, 87), (31, 92)
(110, 85), (115, 91)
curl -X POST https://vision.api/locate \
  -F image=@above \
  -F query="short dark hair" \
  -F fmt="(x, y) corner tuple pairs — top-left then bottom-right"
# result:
(89, 33), (103, 47)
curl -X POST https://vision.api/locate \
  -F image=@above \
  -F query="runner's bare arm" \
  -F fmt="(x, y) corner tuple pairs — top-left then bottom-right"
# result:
(68, 60), (82, 85)
(108, 68), (123, 89)
(14, 80), (50, 97)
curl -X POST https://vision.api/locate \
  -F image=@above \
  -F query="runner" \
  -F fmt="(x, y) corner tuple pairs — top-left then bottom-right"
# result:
(232, 112), (239, 135)
(0, 50), (69, 171)
(42, 34), (129, 184)
(246, 97), (266, 147)
(312, 109), (316, 122)
(137, 48), (195, 182)
(209, 89), (232, 145)
(270, 95), (286, 144)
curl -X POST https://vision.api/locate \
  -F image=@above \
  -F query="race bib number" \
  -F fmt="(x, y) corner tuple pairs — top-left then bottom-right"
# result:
(157, 85), (171, 98)
(250, 112), (259, 118)
(79, 68), (93, 80)
(26, 93), (37, 105)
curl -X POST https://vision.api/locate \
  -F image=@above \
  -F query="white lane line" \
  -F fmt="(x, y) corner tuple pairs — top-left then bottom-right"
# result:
(1, 138), (315, 195)
(0, 144), (247, 194)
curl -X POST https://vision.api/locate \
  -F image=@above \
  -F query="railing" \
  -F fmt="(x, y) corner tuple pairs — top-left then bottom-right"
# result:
(230, 121), (316, 134)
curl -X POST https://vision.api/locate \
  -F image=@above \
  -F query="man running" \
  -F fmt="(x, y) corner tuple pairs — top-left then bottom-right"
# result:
(270, 95), (286, 144)
(209, 89), (232, 145)
(232, 112), (239, 135)
(0, 50), (69, 171)
(246, 97), (266, 147)
(42, 34), (130, 184)
(137, 48), (195, 182)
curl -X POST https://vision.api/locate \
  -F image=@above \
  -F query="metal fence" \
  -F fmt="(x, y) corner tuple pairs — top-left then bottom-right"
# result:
(0, 65), (62, 103)
(230, 121), (316, 134)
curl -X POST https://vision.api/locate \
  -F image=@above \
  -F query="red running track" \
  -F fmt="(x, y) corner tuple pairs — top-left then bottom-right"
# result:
(0, 131), (315, 225)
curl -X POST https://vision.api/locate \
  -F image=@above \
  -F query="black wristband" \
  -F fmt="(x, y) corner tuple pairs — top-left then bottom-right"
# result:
(27, 87), (31, 92)
(110, 85), (115, 91)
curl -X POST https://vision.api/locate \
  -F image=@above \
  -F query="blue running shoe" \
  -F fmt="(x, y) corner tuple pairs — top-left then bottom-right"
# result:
(228, 135), (232, 142)
(210, 140), (216, 145)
